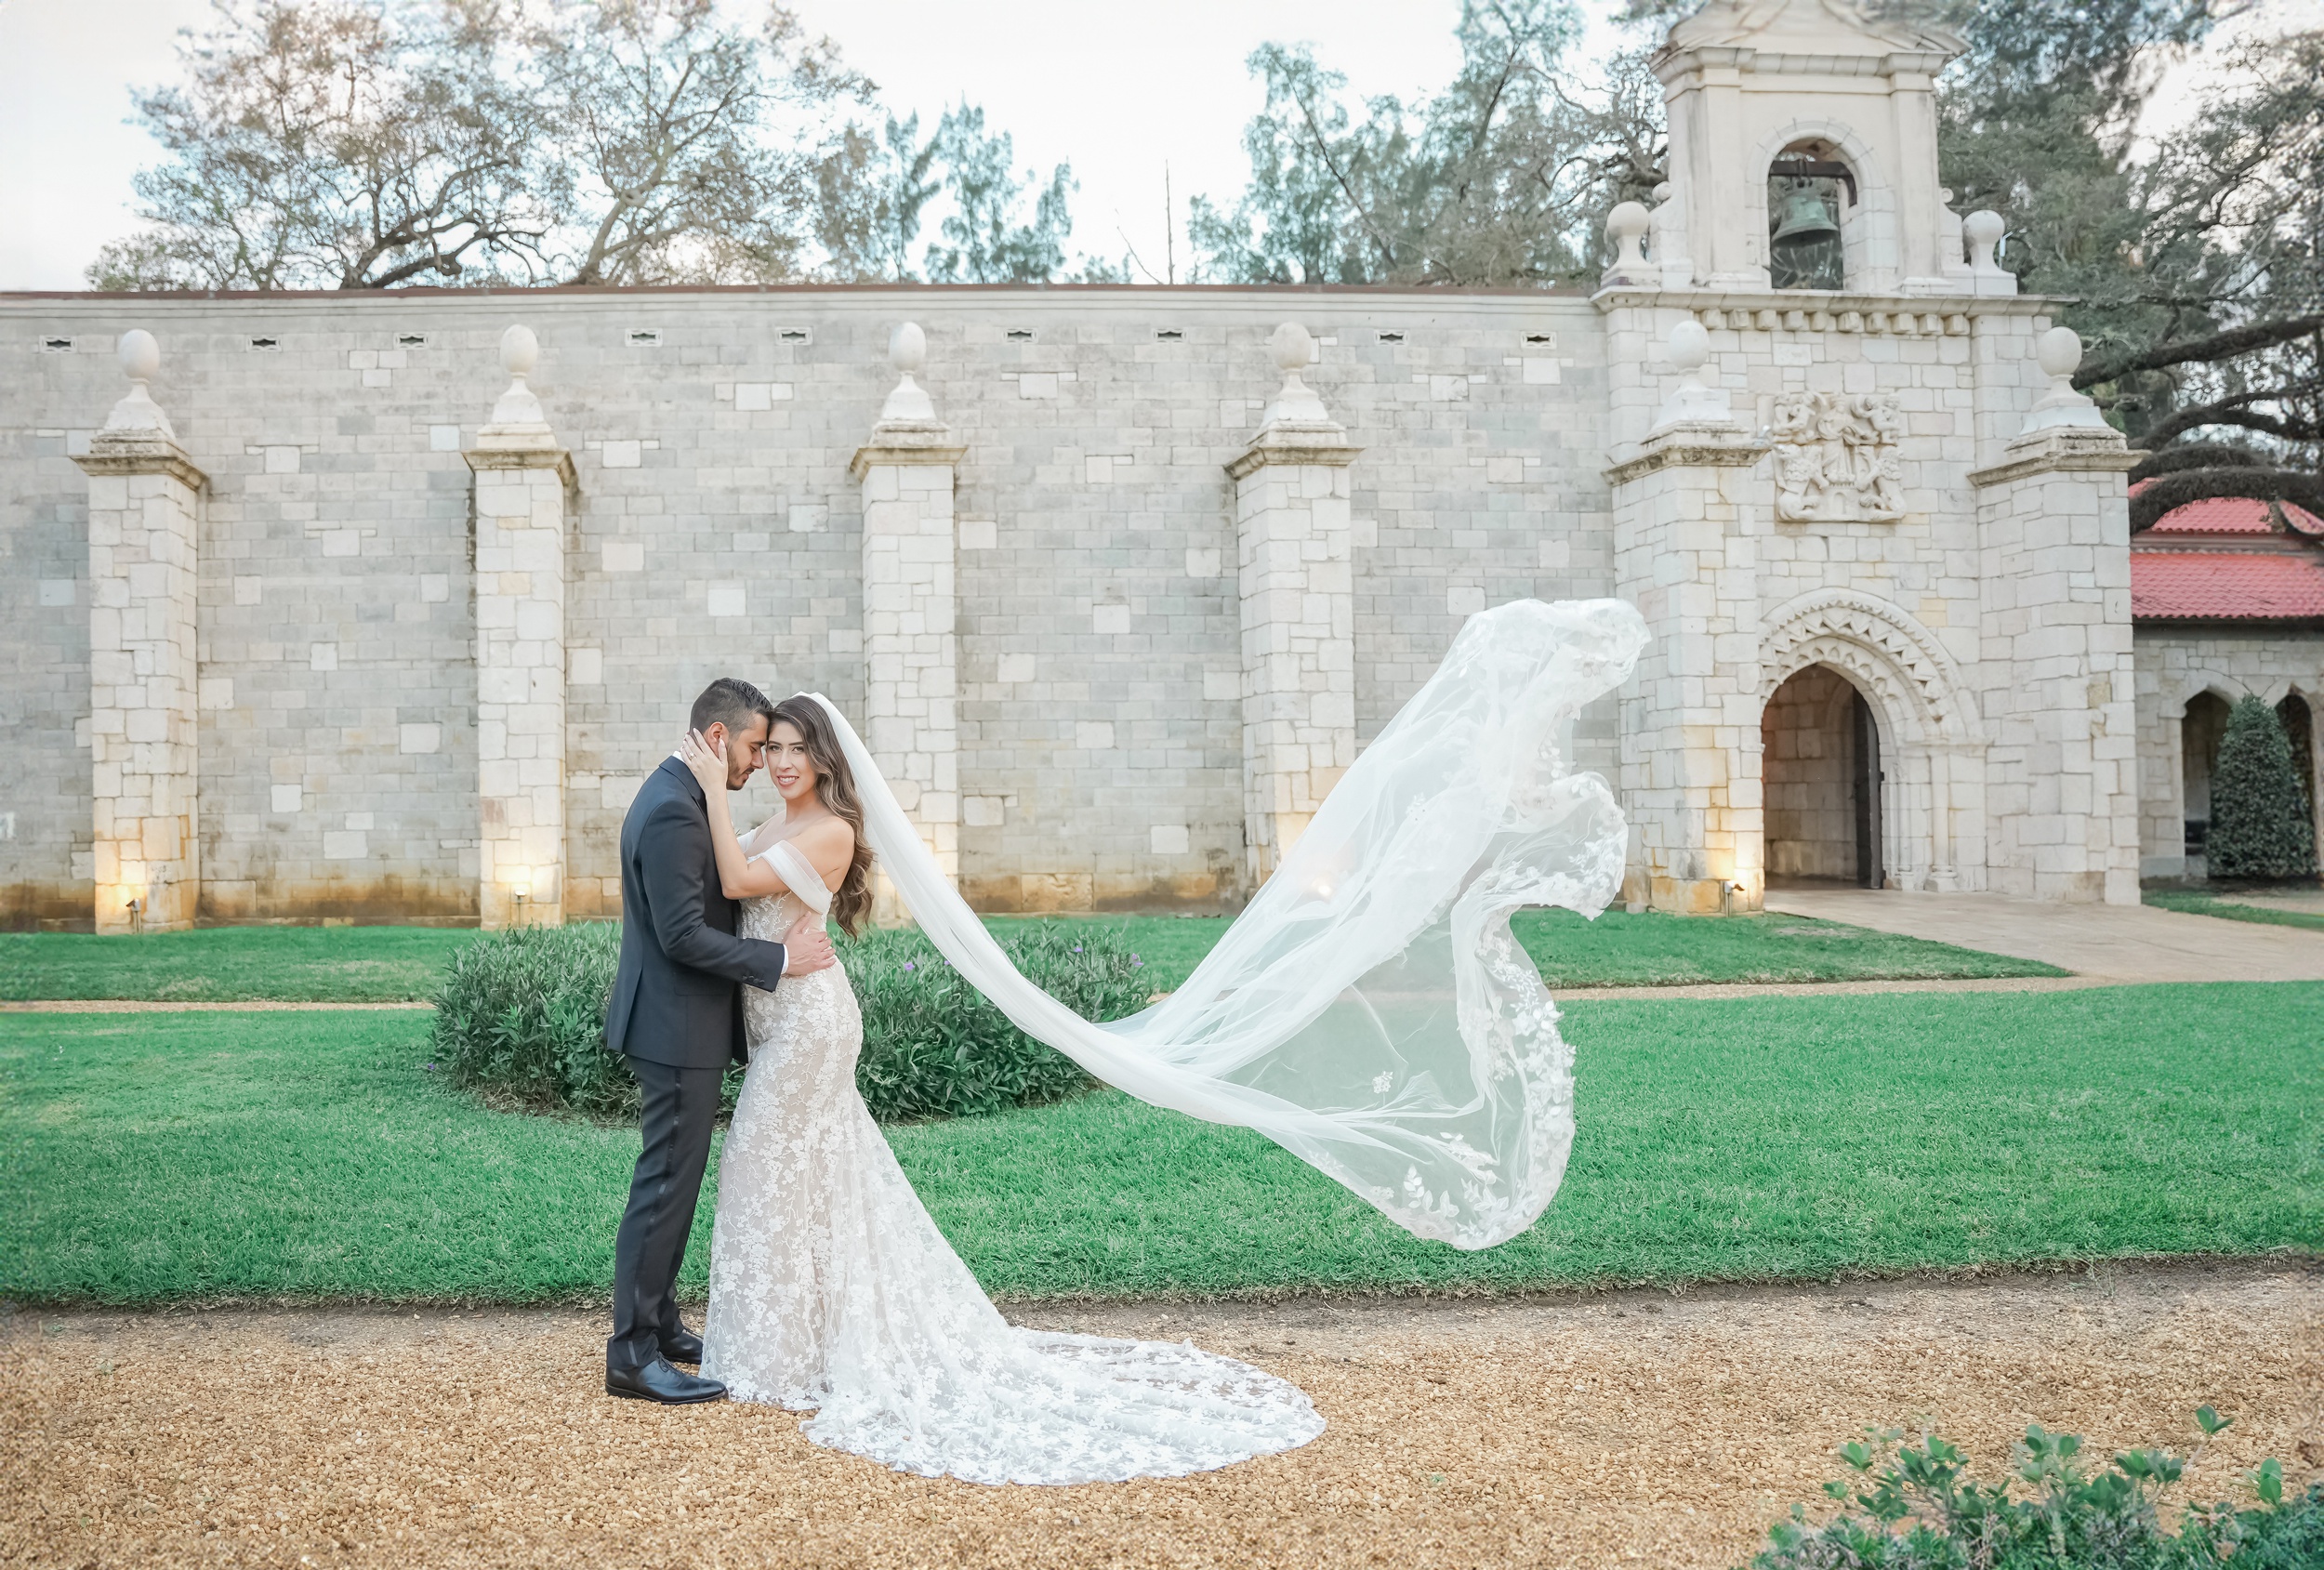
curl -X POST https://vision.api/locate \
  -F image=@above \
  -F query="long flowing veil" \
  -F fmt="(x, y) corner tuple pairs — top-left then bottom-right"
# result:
(804, 597), (1647, 1249)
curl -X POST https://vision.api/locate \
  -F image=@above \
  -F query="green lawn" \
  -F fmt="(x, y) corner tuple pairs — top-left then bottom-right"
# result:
(0, 925), (480, 1002)
(2145, 885), (2324, 935)
(978, 905), (2061, 992)
(7, 983), (2314, 1305)
(2, 906), (2059, 1001)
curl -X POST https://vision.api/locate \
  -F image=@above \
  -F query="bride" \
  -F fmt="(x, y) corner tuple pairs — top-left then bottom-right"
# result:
(670, 597), (1646, 1484)
(675, 696), (1324, 1484)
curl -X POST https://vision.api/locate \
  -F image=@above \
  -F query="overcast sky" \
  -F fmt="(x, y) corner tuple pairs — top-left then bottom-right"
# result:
(0, 0), (1644, 291)
(0, 0), (2291, 292)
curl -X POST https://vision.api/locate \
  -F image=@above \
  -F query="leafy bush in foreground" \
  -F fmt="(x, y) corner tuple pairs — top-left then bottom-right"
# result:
(429, 922), (631, 1115)
(1749, 1409), (2322, 1569)
(429, 918), (1149, 1123)
(847, 919), (1150, 1121)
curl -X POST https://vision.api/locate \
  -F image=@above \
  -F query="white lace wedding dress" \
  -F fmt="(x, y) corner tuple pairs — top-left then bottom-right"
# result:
(698, 839), (1324, 1484)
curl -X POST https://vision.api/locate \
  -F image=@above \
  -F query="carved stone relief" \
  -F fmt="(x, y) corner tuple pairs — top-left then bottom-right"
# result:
(1770, 391), (1906, 522)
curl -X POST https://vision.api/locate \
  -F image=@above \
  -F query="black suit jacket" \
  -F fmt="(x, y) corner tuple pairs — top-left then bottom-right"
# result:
(605, 756), (789, 1068)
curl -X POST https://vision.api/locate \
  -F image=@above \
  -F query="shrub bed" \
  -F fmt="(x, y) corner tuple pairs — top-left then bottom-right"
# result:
(1751, 1410), (2321, 1569)
(429, 918), (1150, 1122)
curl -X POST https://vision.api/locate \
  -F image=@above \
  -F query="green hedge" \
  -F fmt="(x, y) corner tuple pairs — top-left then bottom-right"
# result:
(429, 919), (1150, 1123)
(2209, 693), (2317, 881)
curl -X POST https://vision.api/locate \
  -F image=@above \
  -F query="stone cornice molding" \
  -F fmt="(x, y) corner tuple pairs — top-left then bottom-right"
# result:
(73, 433), (207, 492)
(1759, 587), (1982, 744)
(463, 438), (577, 490)
(1225, 424), (1362, 481)
(1603, 427), (1767, 487)
(1591, 287), (2061, 320)
(849, 421), (966, 480)
(1969, 429), (2138, 489)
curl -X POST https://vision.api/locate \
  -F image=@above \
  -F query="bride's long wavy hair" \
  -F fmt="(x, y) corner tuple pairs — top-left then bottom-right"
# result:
(770, 695), (874, 936)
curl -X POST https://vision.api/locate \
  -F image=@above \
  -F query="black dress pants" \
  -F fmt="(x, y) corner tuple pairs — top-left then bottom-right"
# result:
(607, 1056), (724, 1371)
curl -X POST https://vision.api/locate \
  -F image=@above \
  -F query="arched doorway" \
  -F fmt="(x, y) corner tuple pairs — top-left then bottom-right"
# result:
(2181, 691), (2232, 865)
(1763, 663), (1883, 888)
(2278, 693), (2316, 814)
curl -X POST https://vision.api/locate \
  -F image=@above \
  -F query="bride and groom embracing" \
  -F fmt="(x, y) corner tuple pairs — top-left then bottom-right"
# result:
(600, 598), (1652, 1485)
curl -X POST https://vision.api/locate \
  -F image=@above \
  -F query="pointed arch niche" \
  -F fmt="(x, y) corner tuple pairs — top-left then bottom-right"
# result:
(1758, 591), (1987, 891)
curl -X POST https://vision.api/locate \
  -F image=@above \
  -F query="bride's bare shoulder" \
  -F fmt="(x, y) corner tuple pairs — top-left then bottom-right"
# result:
(790, 815), (857, 878)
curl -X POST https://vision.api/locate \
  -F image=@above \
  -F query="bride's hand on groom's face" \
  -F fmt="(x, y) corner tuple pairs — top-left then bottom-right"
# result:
(784, 910), (837, 974)
(678, 729), (728, 793)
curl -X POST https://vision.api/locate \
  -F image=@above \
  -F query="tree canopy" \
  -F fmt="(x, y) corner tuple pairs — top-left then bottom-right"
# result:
(92, 0), (1101, 289)
(1186, 0), (1659, 286)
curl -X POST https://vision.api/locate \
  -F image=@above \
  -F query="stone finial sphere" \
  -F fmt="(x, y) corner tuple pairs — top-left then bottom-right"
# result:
(1962, 209), (2005, 247)
(2037, 325), (2083, 379)
(1605, 201), (1651, 242)
(890, 321), (928, 376)
(1668, 318), (1710, 376)
(118, 329), (160, 382)
(1270, 322), (1314, 375)
(500, 323), (539, 377)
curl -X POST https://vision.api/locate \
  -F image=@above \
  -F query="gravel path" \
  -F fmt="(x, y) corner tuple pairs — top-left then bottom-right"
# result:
(6, 1261), (2317, 1568)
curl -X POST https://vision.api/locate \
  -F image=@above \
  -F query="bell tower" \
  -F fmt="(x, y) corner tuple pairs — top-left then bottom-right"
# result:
(1652, 0), (1987, 297)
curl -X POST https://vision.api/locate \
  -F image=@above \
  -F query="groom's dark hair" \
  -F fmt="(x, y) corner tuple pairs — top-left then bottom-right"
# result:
(689, 677), (775, 736)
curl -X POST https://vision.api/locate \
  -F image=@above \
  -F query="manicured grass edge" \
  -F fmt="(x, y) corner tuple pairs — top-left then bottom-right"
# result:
(11, 1248), (2315, 1314)
(2146, 885), (2324, 934)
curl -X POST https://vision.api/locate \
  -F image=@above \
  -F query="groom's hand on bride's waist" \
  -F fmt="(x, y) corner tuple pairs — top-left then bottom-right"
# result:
(784, 918), (838, 975)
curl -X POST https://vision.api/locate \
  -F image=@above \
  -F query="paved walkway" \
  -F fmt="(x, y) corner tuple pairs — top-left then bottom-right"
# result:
(1766, 886), (2324, 983)
(5, 1262), (2315, 1569)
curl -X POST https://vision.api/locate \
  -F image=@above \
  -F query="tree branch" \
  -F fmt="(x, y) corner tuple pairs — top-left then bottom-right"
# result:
(2076, 313), (2324, 389)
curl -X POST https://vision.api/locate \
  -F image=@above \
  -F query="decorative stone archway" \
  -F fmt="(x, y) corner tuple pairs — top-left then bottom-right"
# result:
(1757, 590), (1986, 891)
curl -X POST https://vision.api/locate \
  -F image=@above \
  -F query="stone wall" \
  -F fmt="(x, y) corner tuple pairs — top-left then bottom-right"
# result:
(1, 287), (1615, 927)
(2133, 628), (2324, 879)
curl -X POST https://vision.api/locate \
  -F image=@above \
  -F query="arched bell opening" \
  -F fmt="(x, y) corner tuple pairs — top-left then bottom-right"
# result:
(2180, 690), (2233, 872)
(1762, 663), (1886, 889)
(1767, 139), (1855, 291)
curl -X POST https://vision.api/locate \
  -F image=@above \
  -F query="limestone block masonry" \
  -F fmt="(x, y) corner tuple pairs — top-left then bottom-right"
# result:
(852, 322), (966, 921)
(465, 325), (578, 929)
(1968, 328), (2142, 904)
(1606, 323), (1767, 913)
(1226, 323), (1361, 885)
(71, 331), (205, 932)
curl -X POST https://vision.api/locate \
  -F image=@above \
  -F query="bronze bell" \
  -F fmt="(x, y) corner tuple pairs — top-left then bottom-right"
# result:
(1770, 179), (1840, 243)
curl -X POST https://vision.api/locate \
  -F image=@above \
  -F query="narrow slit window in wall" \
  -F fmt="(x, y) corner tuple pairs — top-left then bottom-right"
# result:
(39, 337), (73, 353)
(1006, 329), (1035, 341)
(248, 336), (281, 351)
(1378, 332), (1406, 344)
(1154, 329), (1183, 341)
(1525, 334), (1553, 344)
(397, 333), (428, 349)
(627, 329), (662, 347)
(779, 329), (810, 343)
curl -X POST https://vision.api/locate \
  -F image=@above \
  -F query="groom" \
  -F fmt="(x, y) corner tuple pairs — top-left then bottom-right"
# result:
(603, 676), (836, 1404)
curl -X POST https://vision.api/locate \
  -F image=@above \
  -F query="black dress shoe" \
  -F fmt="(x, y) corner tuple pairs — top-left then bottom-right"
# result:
(659, 1326), (705, 1365)
(606, 1356), (726, 1405)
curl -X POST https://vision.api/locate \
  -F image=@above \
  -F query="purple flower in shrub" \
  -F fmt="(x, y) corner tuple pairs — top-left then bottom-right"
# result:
(902, 961), (916, 971)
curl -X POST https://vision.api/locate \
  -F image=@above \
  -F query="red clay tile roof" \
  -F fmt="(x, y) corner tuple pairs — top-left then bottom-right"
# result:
(2141, 494), (2324, 536)
(2133, 549), (2324, 621)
